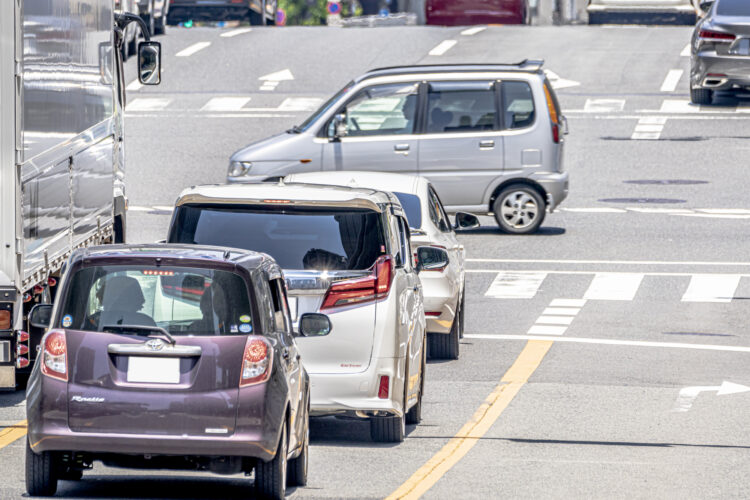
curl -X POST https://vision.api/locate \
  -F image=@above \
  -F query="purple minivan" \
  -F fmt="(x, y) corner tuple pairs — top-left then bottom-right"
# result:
(25, 244), (331, 499)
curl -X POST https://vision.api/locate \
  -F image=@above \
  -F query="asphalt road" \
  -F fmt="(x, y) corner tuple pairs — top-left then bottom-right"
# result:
(2, 23), (750, 499)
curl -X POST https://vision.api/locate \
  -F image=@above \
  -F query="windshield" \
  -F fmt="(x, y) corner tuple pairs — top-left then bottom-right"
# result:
(59, 265), (253, 336)
(296, 81), (353, 132)
(169, 205), (386, 271)
(717, 0), (750, 15)
(393, 192), (422, 229)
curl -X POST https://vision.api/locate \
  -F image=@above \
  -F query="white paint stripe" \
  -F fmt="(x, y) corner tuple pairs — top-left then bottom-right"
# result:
(127, 206), (153, 212)
(681, 274), (741, 303)
(634, 124), (664, 133)
(201, 97), (251, 111)
(681, 43), (691, 57)
(429, 40), (457, 56)
(464, 334), (750, 353)
(550, 299), (587, 307)
(638, 116), (668, 125)
(485, 271), (546, 299)
(468, 270), (750, 278)
(461, 26), (486, 36)
(176, 41), (211, 57)
(631, 131), (662, 140)
(466, 258), (750, 267)
(542, 307), (581, 316)
(561, 208), (627, 213)
(625, 207), (693, 214)
(583, 98), (625, 113)
(125, 98), (172, 111)
(631, 116), (665, 140)
(535, 316), (574, 325)
(697, 209), (750, 214)
(125, 79), (142, 91)
(528, 325), (567, 336)
(152, 205), (174, 212)
(676, 213), (750, 220)
(220, 27), (252, 37)
(660, 69), (684, 92)
(659, 99), (701, 113)
(584, 273), (644, 301)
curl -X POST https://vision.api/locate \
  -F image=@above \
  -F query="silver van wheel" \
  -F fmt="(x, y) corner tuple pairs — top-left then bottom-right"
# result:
(493, 186), (546, 235)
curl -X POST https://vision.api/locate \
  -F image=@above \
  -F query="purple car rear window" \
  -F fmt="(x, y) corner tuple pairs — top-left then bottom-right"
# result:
(59, 265), (254, 336)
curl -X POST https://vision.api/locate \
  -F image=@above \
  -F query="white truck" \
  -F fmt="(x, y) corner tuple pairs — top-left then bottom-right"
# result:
(0, 0), (161, 388)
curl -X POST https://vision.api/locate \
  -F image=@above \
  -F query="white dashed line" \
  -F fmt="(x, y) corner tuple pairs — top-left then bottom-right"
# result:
(527, 298), (585, 336)
(201, 97), (251, 111)
(277, 97), (325, 112)
(681, 43), (691, 57)
(125, 98), (172, 111)
(550, 299), (587, 308)
(125, 79), (142, 91)
(220, 27), (252, 38)
(542, 307), (581, 316)
(681, 275), (741, 303)
(535, 316), (575, 326)
(562, 208), (627, 213)
(484, 271), (547, 299)
(176, 41), (211, 57)
(631, 116), (666, 140)
(429, 40), (457, 56)
(528, 325), (568, 336)
(461, 26), (486, 36)
(584, 273), (644, 301)
(583, 99), (625, 112)
(660, 69), (684, 92)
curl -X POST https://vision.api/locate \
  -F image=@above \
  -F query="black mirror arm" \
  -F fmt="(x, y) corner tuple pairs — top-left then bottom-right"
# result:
(115, 12), (151, 42)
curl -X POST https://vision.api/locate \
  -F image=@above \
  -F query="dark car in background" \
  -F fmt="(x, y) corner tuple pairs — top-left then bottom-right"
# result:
(167, 0), (277, 25)
(425, 0), (529, 25)
(25, 245), (330, 499)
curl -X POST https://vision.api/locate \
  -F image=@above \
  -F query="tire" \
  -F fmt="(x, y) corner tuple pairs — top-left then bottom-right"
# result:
(370, 413), (405, 443)
(287, 397), (309, 487)
(25, 440), (58, 497)
(492, 185), (546, 234)
(255, 424), (287, 499)
(428, 312), (459, 360)
(154, 13), (166, 35)
(114, 213), (126, 244)
(691, 88), (713, 105)
(406, 347), (425, 425)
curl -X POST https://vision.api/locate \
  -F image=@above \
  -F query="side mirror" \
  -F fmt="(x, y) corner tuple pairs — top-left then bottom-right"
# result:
(29, 304), (53, 329)
(415, 246), (449, 273)
(454, 212), (480, 231)
(298, 313), (332, 337)
(332, 113), (347, 140)
(138, 41), (161, 85)
(699, 1), (713, 13)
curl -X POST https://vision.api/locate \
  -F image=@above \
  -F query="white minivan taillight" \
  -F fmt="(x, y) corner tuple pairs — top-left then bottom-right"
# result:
(321, 255), (393, 310)
(240, 337), (272, 387)
(41, 329), (67, 381)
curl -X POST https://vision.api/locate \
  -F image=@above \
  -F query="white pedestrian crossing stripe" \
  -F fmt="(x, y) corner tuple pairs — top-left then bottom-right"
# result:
(584, 99), (625, 112)
(201, 97), (251, 111)
(126, 98), (172, 111)
(485, 271), (546, 299)
(682, 275), (741, 303)
(583, 273), (644, 301)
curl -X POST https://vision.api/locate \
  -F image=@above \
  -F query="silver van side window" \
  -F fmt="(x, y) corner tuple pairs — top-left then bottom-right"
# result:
(426, 81), (497, 133)
(328, 83), (419, 138)
(502, 81), (535, 129)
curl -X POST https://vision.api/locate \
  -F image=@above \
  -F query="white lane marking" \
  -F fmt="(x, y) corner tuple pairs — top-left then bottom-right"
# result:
(464, 334), (750, 353)
(259, 69), (294, 81)
(698, 209), (750, 215)
(220, 27), (252, 37)
(583, 99), (625, 112)
(176, 41), (211, 57)
(428, 40), (457, 56)
(470, 270), (750, 279)
(562, 207), (627, 213)
(584, 273), (644, 301)
(550, 299), (587, 307)
(535, 316), (575, 325)
(542, 307), (581, 316)
(484, 271), (546, 299)
(277, 97), (324, 112)
(676, 213), (750, 220)
(631, 116), (666, 140)
(625, 207), (693, 214)
(152, 205), (175, 212)
(201, 97), (251, 111)
(528, 325), (567, 336)
(660, 69), (684, 92)
(126, 79), (142, 91)
(125, 98), (172, 111)
(127, 206), (153, 212)
(673, 382), (750, 412)
(544, 70), (581, 90)
(461, 26), (486, 36)
(466, 258), (750, 267)
(681, 274), (741, 303)
(681, 43), (691, 57)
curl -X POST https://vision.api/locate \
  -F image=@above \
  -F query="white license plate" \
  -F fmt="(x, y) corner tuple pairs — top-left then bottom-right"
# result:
(288, 297), (298, 321)
(127, 356), (180, 384)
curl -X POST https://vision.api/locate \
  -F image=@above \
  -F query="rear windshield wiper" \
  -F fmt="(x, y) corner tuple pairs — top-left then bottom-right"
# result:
(102, 324), (176, 345)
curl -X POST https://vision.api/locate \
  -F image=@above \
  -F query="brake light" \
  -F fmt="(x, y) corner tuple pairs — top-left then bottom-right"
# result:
(699, 29), (736, 42)
(16, 357), (29, 369)
(240, 337), (272, 387)
(425, 312), (441, 317)
(543, 83), (561, 144)
(47, 277), (57, 287)
(16, 330), (29, 342)
(321, 255), (393, 310)
(377, 375), (389, 399)
(41, 330), (67, 381)
(0, 310), (10, 330)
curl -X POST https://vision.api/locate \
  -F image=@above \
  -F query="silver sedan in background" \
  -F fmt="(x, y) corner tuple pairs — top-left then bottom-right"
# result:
(691, 0), (750, 104)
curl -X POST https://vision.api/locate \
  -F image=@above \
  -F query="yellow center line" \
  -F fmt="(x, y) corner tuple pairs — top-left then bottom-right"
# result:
(386, 340), (553, 500)
(0, 420), (28, 450)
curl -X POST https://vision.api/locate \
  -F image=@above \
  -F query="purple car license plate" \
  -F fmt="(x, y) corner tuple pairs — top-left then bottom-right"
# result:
(127, 356), (180, 384)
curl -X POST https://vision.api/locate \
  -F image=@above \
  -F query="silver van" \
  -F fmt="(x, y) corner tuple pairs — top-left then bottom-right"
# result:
(227, 61), (569, 234)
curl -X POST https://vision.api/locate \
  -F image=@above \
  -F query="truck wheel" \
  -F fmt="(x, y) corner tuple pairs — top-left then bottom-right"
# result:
(690, 88), (713, 105)
(26, 440), (58, 496)
(492, 185), (546, 234)
(255, 424), (287, 499)
(428, 313), (459, 360)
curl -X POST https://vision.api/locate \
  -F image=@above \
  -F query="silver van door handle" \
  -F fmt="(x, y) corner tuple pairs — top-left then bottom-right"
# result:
(479, 140), (495, 149)
(394, 144), (410, 155)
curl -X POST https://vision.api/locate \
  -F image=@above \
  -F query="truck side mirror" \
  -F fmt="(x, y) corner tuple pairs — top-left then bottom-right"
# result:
(332, 113), (347, 140)
(138, 41), (161, 85)
(29, 304), (53, 329)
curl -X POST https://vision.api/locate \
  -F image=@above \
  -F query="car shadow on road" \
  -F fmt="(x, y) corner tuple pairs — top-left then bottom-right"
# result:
(0, 390), (26, 408)
(458, 226), (565, 236)
(54, 475), (266, 499)
(309, 416), (408, 448)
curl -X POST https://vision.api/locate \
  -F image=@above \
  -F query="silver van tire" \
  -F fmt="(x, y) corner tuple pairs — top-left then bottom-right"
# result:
(428, 313), (459, 360)
(405, 348), (425, 425)
(493, 185), (546, 234)
(690, 88), (713, 105)
(256, 424), (287, 499)
(26, 440), (58, 496)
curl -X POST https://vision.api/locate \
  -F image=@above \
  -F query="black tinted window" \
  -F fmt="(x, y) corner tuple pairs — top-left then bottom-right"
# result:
(393, 192), (422, 229)
(170, 205), (385, 271)
(717, 0), (750, 15)
(503, 81), (535, 129)
(426, 81), (496, 133)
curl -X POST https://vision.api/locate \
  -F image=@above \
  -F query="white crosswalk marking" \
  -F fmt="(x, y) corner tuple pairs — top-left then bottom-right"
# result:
(201, 97), (251, 111)
(550, 299), (587, 307)
(542, 307), (580, 316)
(631, 116), (666, 140)
(584, 99), (625, 112)
(682, 275), (741, 303)
(660, 69), (684, 92)
(528, 325), (567, 336)
(277, 97), (324, 112)
(485, 271), (546, 299)
(126, 98), (172, 111)
(536, 316), (574, 325)
(681, 43), (691, 57)
(584, 273), (644, 301)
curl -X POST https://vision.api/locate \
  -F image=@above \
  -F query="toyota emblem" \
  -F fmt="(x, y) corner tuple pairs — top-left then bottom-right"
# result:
(145, 338), (165, 351)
